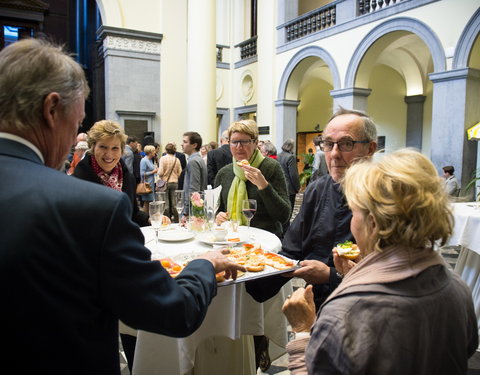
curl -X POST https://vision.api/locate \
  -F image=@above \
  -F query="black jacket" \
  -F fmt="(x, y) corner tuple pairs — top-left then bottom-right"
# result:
(207, 144), (232, 186)
(73, 153), (149, 227)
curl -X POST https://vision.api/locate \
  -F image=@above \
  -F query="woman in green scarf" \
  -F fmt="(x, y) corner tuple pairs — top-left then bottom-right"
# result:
(214, 119), (291, 240)
(214, 119), (291, 372)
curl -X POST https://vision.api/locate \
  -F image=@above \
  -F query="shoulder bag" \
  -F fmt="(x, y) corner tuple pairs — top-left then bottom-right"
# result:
(156, 158), (177, 193)
(136, 173), (153, 195)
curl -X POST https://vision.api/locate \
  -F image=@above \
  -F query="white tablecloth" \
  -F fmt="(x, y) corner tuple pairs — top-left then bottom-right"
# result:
(131, 225), (292, 375)
(446, 202), (480, 347)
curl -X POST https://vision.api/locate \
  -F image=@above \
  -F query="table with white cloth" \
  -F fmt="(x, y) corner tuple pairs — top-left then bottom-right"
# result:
(131, 225), (293, 375)
(446, 202), (480, 345)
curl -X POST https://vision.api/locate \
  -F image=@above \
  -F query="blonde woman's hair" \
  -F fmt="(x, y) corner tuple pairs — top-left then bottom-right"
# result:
(343, 148), (453, 253)
(0, 38), (89, 132)
(144, 145), (156, 155)
(87, 120), (127, 153)
(228, 119), (259, 141)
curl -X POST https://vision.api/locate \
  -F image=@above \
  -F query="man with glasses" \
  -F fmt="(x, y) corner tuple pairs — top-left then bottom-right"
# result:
(247, 108), (377, 310)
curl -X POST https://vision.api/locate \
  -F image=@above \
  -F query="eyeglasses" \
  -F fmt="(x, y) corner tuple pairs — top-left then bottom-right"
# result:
(230, 139), (255, 147)
(320, 139), (370, 152)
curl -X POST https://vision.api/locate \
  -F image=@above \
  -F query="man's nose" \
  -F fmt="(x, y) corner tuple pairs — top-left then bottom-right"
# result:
(330, 142), (342, 157)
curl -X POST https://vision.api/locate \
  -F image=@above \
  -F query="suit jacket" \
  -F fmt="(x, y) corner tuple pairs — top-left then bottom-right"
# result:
(0, 137), (217, 374)
(183, 152), (208, 214)
(207, 144), (232, 186)
(277, 150), (300, 195)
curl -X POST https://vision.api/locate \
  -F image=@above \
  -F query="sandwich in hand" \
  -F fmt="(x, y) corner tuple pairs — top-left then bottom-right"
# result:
(336, 241), (360, 260)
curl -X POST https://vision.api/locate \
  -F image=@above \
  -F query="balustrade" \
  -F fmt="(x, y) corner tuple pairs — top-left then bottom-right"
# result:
(358, 0), (402, 15)
(234, 36), (257, 61)
(285, 4), (336, 42)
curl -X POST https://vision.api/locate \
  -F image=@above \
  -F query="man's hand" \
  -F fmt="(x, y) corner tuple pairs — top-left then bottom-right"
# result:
(215, 211), (229, 225)
(289, 259), (330, 284)
(197, 249), (246, 280)
(332, 248), (359, 276)
(282, 285), (316, 333)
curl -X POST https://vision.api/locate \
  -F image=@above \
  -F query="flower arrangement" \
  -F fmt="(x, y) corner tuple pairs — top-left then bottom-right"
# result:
(189, 192), (207, 231)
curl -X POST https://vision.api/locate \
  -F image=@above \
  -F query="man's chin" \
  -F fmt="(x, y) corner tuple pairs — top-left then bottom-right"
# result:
(330, 167), (346, 182)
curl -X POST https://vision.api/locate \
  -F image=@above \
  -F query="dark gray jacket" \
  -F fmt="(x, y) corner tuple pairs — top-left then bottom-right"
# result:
(278, 150), (300, 195)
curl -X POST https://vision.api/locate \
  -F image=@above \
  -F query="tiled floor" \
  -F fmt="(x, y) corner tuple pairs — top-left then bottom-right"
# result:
(120, 193), (480, 374)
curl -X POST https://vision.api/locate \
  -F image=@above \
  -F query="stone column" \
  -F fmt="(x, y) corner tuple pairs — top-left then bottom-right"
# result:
(329, 87), (372, 112)
(429, 68), (480, 198)
(404, 95), (426, 150)
(275, 99), (300, 149)
(187, 0), (216, 143)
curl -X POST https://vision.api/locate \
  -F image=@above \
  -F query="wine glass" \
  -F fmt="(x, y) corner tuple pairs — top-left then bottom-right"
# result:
(174, 190), (184, 223)
(242, 199), (257, 231)
(149, 201), (165, 244)
(155, 191), (166, 203)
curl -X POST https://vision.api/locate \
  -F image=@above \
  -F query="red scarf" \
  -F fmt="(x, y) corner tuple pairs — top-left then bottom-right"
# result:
(90, 155), (123, 192)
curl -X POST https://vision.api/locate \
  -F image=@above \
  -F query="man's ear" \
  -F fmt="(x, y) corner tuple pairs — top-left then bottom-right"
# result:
(43, 92), (61, 129)
(367, 141), (377, 156)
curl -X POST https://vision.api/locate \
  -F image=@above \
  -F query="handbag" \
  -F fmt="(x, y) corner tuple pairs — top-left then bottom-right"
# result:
(156, 159), (177, 193)
(136, 173), (153, 195)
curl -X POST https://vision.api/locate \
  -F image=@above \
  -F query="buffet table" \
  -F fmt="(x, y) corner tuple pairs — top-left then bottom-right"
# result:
(130, 225), (293, 375)
(446, 202), (480, 346)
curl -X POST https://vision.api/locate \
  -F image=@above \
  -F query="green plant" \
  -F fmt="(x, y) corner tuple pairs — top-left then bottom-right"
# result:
(465, 167), (480, 200)
(299, 153), (315, 186)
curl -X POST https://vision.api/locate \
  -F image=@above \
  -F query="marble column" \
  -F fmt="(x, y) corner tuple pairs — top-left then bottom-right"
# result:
(187, 0), (216, 143)
(404, 95), (426, 151)
(429, 68), (480, 198)
(275, 99), (300, 149)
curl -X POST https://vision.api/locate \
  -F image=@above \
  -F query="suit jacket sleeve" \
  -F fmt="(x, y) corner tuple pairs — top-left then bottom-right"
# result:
(207, 150), (217, 186)
(102, 194), (217, 337)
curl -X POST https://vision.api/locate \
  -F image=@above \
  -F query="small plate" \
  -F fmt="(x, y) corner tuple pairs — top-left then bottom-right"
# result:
(196, 232), (247, 246)
(157, 230), (195, 242)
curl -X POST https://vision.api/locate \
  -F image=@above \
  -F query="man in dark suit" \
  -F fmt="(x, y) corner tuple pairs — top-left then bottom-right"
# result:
(207, 130), (232, 186)
(0, 38), (243, 375)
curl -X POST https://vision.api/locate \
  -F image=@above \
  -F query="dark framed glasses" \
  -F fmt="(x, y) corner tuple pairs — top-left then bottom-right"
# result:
(320, 139), (370, 152)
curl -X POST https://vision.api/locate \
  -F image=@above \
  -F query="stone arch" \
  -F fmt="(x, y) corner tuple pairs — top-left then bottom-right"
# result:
(345, 17), (446, 88)
(277, 45), (341, 100)
(453, 8), (480, 69)
(95, 0), (123, 27)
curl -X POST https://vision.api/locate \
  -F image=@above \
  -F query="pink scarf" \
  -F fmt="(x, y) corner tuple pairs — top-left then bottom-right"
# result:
(90, 155), (123, 192)
(325, 245), (446, 304)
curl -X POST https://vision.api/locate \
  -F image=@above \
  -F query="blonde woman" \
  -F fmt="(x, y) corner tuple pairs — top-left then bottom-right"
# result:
(140, 144), (158, 211)
(283, 149), (478, 374)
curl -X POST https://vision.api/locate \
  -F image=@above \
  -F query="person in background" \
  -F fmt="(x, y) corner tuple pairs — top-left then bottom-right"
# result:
(207, 130), (232, 187)
(122, 136), (139, 175)
(311, 135), (328, 182)
(200, 144), (210, 164)
(214, 119), (291, 372)
(159, 142), (182, 222)
(246, 108), (377, 311)
(442, 165), (460, 196)
(277, 138), (300, 234)
(67, 140), (88, 175)
(181, 131), (208, 220)
(0, 37), (244, 375)
(140, 145), (158, 211)
(282, 149), (478, 374)
(260, 140), (277, 160)
(209, 140), (218, 150)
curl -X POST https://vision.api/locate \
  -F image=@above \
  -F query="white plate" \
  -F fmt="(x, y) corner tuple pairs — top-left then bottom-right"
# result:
(157, 230), (195, 242)
(196, 232), (248, 246)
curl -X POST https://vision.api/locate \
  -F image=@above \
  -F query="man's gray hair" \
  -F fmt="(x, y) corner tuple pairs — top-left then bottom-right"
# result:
(0, 38), (90, 132)
(281, 138), (295, 153)
(329, 107), (377, 141)
(262, 141), (277, 156)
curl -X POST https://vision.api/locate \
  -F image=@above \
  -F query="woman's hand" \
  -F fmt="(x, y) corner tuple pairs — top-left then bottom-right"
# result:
(282, 285), (316, 333)
(332, 248), (360, 277)
(215, 212), (229, 225)
(241, 165), (268, 190)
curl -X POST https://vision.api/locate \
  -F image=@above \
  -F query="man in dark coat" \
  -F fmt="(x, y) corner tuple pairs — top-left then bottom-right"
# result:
(0, 38), (243, 375)
(207, 130), (232, 186)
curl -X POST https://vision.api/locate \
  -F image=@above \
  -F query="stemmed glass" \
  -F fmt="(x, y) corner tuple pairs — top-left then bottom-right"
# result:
(242, 199), (257, 231)
(174, 190), (184, 223)
(149, 201), (165, 244)
(155, 192), (166, 203)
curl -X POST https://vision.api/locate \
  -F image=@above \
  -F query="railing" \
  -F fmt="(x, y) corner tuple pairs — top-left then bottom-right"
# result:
(216, 44), (227, 62)
(284, 4), (336, 42)
(358, 0), (404, 15)
(234, 36), (257, 60)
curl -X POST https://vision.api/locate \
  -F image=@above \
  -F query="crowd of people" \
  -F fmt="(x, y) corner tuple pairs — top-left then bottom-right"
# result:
(1, 37), (477, 375)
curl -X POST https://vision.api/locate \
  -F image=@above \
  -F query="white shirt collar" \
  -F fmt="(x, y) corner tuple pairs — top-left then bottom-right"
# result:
(0, 132), (45, 164)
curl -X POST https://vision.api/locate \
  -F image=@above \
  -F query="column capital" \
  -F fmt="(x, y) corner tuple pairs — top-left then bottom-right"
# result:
(330, 87), (372, 99)
(429, 68), (480, 83)
(404, 95), (426, 104)
(275, 99), (300, 107)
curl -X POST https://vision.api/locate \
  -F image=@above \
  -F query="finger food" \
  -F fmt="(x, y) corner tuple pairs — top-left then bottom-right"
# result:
(336, 241), (360, 260)
(236, 159), (250, 167)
